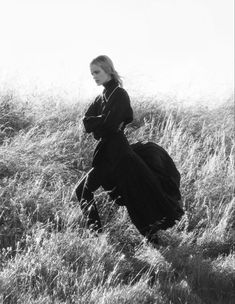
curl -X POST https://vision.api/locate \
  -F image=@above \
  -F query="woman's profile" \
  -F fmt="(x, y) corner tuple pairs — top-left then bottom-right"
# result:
(74, 55), (184, 244)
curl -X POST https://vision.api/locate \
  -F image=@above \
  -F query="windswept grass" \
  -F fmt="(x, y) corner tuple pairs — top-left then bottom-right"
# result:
(0, 92), (234, 303)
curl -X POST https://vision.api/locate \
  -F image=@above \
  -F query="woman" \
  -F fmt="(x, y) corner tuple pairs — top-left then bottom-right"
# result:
(75, 55), (183, 243)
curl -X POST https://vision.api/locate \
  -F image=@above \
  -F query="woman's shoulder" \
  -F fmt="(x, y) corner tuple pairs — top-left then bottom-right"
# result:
(117, 86), (128, 94)
(92, 94), (102, 104)
(116, 87), (130, 100)
(93, 87), (130, 103)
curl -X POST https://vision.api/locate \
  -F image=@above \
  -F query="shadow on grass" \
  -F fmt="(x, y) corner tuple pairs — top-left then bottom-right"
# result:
(156, 231), (235, 304)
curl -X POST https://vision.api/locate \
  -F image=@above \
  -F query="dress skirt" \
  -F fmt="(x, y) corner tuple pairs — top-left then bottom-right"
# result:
(95, 132), (184, 238)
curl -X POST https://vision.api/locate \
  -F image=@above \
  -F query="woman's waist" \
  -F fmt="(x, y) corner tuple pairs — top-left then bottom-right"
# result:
(92, 131), (131, 165)
(100, 130), (127, 142)
(94, 129), (123, 141)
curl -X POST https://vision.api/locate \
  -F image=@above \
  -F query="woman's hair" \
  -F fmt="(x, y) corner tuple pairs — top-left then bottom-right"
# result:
(90, 55), (123, 87)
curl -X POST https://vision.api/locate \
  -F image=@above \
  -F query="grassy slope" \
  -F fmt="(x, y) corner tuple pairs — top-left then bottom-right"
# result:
(0, 92), (234, 304)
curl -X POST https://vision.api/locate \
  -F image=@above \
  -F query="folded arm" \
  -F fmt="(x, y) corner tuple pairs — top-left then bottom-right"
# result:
(83, 89), (133, 137)
(83, 115), (104, 133)
(82, 96), (104, 133)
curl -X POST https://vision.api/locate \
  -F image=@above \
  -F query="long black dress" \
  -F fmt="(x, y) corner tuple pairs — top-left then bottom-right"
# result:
(76, 78), (184, 240)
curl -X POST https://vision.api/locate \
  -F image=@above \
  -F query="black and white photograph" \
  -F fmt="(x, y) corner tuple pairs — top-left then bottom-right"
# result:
(0, 0), (234, 303)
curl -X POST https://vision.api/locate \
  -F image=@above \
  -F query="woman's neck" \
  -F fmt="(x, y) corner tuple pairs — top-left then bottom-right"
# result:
(103, 78), (119, 90)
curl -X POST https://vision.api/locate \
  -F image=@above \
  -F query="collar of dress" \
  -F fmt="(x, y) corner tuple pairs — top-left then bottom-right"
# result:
(102, 79), (120, 103)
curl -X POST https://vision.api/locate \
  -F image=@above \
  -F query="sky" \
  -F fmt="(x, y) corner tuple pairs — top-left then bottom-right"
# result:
(0, 0), (234, 104)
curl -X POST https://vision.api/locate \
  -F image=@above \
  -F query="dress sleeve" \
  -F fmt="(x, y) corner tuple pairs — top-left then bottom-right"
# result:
(83, 96), (104, 133)
(98, 89), (133, 136)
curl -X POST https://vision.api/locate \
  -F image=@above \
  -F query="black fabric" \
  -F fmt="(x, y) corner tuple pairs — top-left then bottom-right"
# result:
(76, 80), (184, 239)
(131, 142), (181, 202)
(75, 167), (105, 232)
(83, 80), (133, 141)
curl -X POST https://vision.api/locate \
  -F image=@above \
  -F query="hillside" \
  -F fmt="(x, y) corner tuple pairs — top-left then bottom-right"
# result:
(0, 92), (234, 304)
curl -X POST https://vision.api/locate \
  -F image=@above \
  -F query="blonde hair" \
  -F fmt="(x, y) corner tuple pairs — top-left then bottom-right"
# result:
(90, 55), (123, 87)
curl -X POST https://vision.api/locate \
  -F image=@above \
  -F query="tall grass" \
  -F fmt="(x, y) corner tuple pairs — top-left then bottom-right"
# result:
(0, 92), (234, 303)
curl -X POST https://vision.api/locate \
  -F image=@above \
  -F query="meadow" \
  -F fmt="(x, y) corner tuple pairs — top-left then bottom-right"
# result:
(0, 90), (234, 304)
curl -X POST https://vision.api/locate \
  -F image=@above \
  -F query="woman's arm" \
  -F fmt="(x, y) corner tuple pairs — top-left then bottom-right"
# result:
(98, 89), (133, 136)
(83, 96), (104, 133)
(83, 89), (133, 137)
(83, 115), (104, 133)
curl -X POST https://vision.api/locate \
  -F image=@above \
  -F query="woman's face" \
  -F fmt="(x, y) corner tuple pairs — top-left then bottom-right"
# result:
(90, 64), (111, 86)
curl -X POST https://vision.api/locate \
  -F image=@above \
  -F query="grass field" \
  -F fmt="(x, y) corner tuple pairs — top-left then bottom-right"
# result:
(0, 91), (234, 304)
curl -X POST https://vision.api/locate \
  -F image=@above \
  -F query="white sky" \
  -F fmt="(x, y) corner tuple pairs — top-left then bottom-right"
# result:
(0, 0), (234, 104)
